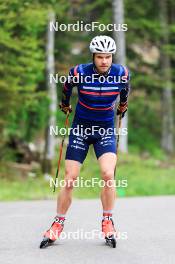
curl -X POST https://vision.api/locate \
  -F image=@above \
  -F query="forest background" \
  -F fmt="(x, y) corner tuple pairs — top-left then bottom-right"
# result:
(0, 0), (175, 200)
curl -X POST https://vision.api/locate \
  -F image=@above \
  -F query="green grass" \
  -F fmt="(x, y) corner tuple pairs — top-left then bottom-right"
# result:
(0, 147), (175, 201)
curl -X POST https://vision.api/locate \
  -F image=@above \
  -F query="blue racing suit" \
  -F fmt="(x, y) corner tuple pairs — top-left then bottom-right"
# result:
(61, 63), (130, 163)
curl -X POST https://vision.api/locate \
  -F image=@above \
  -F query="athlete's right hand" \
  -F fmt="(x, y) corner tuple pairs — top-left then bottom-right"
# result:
(59, 102), (72, 114)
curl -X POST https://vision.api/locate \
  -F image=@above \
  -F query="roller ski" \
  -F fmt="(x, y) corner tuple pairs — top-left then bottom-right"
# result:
(40, 216), (65, 249)
(102, 216), (117, 248)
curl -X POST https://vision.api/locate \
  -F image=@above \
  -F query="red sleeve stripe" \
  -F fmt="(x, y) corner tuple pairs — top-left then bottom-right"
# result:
(123, 66), (129, 79)
(63, 83), (68, 91)
(74, 65), (79, 76)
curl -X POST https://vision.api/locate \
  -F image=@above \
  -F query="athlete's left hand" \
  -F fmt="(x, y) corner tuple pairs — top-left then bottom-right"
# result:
(117, 102), (128, 118)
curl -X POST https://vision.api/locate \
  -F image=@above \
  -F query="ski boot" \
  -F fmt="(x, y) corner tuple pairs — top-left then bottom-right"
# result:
(102, 217), (117, 248)
(40, 216), (64, 248)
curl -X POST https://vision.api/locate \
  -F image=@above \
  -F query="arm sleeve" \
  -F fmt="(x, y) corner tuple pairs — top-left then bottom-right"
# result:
(61, 66), (78, 105)
(120, 66), (131, 104)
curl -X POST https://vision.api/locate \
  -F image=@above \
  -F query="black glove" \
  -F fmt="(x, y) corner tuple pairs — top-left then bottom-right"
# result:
(117, 102), (128, 118)
(59, 102), (72, 114)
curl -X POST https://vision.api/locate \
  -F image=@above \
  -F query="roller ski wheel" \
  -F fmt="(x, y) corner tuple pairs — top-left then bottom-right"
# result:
(105, 235), (117, 248)
(40, 237), (55, 249)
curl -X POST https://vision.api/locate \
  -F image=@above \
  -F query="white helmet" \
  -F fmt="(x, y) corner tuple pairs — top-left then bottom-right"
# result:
(89, 35), (116, 54)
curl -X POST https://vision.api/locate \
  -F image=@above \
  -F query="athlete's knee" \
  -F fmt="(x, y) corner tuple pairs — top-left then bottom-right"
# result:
(101, 169), (114, 183)
(64, 169), (78, 190)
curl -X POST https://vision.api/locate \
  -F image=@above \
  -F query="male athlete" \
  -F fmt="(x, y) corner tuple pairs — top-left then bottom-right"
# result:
(40, 35), (130, 248)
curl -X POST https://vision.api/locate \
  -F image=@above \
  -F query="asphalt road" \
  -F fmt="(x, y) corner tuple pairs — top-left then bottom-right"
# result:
(0, 196), (175, 264)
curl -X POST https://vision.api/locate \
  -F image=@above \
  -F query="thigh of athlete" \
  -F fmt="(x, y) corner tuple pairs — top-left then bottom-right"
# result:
(93, 130), (117, 179)
(65, 121), (90, 164)
(93, 132), (117, 161)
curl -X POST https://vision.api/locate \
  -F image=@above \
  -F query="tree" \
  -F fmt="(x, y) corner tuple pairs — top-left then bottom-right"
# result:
(112, 0), (128, 153)
(159, 0), (174, 153)
(43, 11), (57, 175)
(0, 0), (47, 159)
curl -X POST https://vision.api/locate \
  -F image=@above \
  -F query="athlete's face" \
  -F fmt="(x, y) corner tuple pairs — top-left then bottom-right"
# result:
(94, 53), (112, 74)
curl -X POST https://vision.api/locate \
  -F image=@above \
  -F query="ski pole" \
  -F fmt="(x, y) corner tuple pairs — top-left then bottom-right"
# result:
(114, 113), (122, 176)
(53, 112), (69, 193)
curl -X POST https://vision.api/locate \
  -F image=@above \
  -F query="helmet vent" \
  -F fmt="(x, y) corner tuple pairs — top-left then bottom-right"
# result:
(100, 41), (105, 48)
